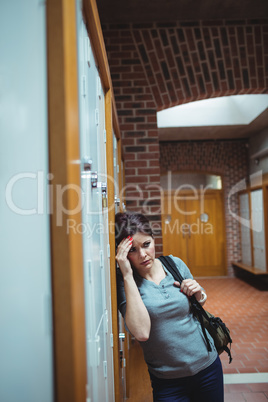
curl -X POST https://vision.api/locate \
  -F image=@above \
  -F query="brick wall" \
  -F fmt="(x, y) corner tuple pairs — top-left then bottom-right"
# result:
(102, 19), (268, 265)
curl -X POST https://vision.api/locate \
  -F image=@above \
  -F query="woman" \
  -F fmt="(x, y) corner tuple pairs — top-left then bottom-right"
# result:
(115, 212), (223, 402)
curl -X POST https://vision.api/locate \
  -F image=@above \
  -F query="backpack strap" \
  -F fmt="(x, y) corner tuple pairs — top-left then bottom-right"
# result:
(158, 255), (212, 352)
(158, 255), (184, 283)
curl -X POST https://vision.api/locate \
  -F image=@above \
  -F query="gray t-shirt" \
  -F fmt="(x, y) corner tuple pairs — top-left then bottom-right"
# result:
(117, 255), (218, 379)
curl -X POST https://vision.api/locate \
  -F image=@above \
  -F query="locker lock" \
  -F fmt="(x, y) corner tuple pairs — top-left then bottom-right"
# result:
(102, 183), (108, 208)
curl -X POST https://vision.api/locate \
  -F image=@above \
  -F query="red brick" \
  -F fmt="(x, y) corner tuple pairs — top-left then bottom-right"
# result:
(124, 102), (145, 108)
(138, 167), (160, 175)
(149, 206), (162, 213)
(154, 39), (165, 59)
(122, 72), (147, 80)
(125, 168), (136, 176)
(148, 191), (162, 198)
(135, 80), (149, 86)
(137, 152), (159, 160)
(109, 59), (120, 66)
(121, 45), (136, 51)
(147, 176), (161, 184)
(147, 130), (159, 137)
(141, 30), (154, 51)
(123, 139), (135, 146)
(125, 161), (147, 168)
(148, 145), (160, 152)
(125, 191), (144, 199)
(146, 101), (156, 108)
(126, 176), (149, 183)
(150, 160), (161, 167)
(147, 116), (157, 123)
(123, 153), (136, 160)
(120, 124), (135, 131)
(135, 94), (154, 101)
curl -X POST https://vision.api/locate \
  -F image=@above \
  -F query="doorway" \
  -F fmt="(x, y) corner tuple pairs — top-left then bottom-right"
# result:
(161, 173), (227, 276)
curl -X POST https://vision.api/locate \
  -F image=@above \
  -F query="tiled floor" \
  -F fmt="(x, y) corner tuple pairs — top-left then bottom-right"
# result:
(127, 274), (268, 401)
(198, 275), (268, 375)
(224, 382), (268, 401)
(198, 274), (268, 401)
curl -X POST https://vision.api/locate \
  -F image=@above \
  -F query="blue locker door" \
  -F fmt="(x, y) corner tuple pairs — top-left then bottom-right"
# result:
(0, 1), (54, 401)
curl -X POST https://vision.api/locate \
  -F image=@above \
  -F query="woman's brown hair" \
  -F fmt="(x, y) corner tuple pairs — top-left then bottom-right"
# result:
(115, 212), (153, 246)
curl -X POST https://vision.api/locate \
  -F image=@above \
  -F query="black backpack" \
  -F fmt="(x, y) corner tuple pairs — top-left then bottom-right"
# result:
(158, 256), (233, 364)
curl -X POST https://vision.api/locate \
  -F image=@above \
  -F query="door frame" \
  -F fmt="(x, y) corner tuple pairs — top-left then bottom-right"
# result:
(47, 1), (87, 401)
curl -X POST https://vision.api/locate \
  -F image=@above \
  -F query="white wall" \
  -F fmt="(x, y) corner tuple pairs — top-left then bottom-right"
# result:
(0, 1), (54, 401)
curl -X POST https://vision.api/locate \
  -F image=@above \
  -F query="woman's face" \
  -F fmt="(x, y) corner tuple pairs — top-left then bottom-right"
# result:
(127, 232), (155, 275)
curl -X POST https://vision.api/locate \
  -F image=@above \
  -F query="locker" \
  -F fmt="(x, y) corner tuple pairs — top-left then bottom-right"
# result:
(76, 2), (114, 400)
(251, 189), (266, 271)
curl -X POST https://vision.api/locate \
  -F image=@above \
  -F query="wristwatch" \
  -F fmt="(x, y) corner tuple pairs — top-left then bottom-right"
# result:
(200, 290), (207, 303)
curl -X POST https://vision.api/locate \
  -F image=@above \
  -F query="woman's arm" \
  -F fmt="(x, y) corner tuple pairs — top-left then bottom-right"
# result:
(116, 238), (151, 341)
(174, 279), (207, 306)
(123, 274), (151, 341)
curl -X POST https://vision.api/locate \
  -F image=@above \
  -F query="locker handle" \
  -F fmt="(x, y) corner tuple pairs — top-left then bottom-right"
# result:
(91, 172), (98, 188)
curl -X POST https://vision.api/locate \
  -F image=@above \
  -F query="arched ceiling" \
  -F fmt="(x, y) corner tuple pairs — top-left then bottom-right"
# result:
(98, 0), (268, 139)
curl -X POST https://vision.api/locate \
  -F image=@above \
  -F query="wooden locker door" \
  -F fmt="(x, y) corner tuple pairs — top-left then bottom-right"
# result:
(186, 191), (226, 276)
(161, 193), (188, 264)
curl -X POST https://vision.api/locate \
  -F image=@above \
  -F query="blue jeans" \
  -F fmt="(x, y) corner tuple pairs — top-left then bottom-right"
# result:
(149, 355), (224, 402)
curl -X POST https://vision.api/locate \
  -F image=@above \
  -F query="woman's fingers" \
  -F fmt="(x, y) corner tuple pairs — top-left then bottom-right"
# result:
(116, 237), (133, 271)
(117, 237), (132, 257)
(180, 279), (201, 297)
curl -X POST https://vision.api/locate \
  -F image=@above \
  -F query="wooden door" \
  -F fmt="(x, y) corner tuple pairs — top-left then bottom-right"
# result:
(186, 191), (226, 276)
(161, 191), (226, 276)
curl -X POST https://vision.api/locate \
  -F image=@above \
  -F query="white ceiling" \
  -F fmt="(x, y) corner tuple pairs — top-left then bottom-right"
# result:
(158, 107), (268, 141)
(157, 95), (268, 128)
(157, 95), (268, 141)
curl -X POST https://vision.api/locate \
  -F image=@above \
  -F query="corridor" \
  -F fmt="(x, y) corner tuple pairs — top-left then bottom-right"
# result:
(126, 274), (268, 401)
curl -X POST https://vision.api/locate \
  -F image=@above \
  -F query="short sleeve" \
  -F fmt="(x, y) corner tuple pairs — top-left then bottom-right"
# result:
(169, 255), (194, 280)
